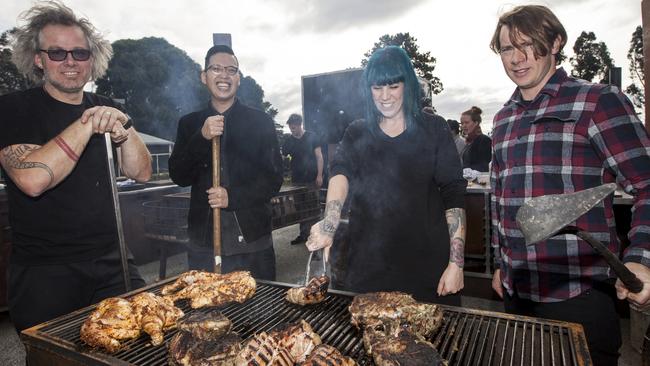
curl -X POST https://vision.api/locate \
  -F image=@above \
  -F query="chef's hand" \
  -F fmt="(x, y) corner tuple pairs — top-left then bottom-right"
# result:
(437, 262), (463, 296)
(80, 106), (129, 135)
(305, 220), (333, 262)
(201, 115), (224, 140)
(207, 186), (228, 208)
(492, 269), (503, 299)
(615, 262), (650, 308)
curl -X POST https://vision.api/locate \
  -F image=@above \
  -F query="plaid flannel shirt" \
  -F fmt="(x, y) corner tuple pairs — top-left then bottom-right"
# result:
(490, 68), (650, 302)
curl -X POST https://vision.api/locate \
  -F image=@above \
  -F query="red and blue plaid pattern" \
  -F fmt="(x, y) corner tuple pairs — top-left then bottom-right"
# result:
(490, 68), (650, 302)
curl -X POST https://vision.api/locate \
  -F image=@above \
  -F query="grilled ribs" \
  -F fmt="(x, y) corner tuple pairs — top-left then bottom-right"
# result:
(298, 344), (357, 366)
(348, 292), (443, 337)
(169, 330), (242, 366)
(363, 327), (445, 366)
(286, 275), (330, 306)
(162, 271), (256, 309)
(80, 298), (141, 353)
(235, 331), (295, 366)
(177, 309), (232, 341)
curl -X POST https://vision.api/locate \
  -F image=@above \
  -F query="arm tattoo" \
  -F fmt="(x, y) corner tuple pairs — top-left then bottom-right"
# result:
(445, 208), (466, 268)
(320, 200), (343, 237)
(1, 145), (54, 183)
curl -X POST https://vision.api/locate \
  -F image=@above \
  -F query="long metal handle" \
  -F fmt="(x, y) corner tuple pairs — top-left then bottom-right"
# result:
(212, 137), (222, 274)
(572, 229), (644, 293)
(104, 133), (131, 292)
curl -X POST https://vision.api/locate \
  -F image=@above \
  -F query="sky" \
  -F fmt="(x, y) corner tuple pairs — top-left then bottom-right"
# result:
(0, 0), (643, 133)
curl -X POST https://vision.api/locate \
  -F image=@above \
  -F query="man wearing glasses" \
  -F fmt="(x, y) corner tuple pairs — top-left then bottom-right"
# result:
(0, 2), (151, 332)
(169, 45), (283, 279)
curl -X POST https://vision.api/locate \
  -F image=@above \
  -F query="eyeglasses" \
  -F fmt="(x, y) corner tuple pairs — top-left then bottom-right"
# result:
(205, 64), (239, 76)
(498, 42), (534, 58)
(39, 48), (91, 61)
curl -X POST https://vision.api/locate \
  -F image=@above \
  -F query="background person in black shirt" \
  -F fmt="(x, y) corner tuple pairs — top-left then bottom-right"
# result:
(282, 113), (323, 244)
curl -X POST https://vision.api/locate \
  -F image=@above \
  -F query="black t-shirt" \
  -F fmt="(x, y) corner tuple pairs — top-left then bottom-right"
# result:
(0, 88), (118, 265)
(282, 130), (319, 183)
(329, 113), (466, 304)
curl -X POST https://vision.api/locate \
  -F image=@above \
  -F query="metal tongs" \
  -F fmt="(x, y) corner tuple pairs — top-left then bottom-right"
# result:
(304, 250), (329, 286)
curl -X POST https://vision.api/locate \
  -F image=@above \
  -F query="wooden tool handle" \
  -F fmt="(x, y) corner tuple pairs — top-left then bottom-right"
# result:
(576, 230), (644, 293)
(212, 136), (222, 274)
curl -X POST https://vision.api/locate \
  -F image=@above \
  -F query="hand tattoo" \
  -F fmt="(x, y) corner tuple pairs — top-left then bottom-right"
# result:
(320, 200), (342, 237)
(445, 208), (466, 268)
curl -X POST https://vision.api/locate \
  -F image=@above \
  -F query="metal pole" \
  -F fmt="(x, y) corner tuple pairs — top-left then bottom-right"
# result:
(104, 133), (131, 292)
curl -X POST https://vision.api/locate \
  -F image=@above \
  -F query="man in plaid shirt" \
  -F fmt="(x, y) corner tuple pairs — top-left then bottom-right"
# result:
(489, 5), (650, 365)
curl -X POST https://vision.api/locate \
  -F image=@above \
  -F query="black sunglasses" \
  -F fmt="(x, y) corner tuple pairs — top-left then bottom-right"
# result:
(39, 48), (91, 61)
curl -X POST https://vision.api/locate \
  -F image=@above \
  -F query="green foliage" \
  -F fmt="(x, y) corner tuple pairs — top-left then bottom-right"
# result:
(570, 31), (614, 82)
(95, 37), (208, 141)
(0, 28), (34, 96)
(361, 32), (443, 100)
(625, 26), (644, 109)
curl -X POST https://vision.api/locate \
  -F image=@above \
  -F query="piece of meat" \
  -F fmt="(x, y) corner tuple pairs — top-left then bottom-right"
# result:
(80, 298), (141, 353)
(163, 271), (257, 309)
(363, 327), (445, 366)
(298, 344), (357, 366)
(235, 331), (295, 366)
(348, 292), (443, 337)
(269, 320), (322, 363)
(169, 330), (242, 366)
(177, 309), (232, 341)
(286, 275), (330, 306)
(129, 292), (184, 346)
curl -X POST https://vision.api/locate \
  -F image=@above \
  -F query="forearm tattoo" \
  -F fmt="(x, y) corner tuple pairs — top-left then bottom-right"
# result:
(445, 208), (466, 268)
(320, 200), (343, 237)
(1, 145), (54, 183)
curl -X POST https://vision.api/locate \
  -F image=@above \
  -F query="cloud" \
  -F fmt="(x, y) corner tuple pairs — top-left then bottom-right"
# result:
(274, 0), (427, 33)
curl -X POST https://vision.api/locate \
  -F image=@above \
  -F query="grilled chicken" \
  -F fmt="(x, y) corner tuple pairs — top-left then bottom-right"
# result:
(348, 292), (443, 338)
(163, 271), (256, 309)
(177, 309), (232, 341)
(169, 330), (242, 366)
(363, 327), (445, 366)
(235, 331), (295, 366)
(269, 320), (322, 363)
(80, 298), (141, 353)
(298, 344), (357, 366)
(130, 292), (184, 346)
(286, 275), (330, 306)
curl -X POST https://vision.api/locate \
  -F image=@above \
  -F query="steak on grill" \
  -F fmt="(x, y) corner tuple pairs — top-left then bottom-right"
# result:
(286, 275), (330, 306)
(269, 320), (322, 363)
(298, 344), (357, 366)
(363, 327), (445, 366)
(348, 292), (443, 337)
(168, 330), (242, 366)
(163, 270), (256, 309)
(177, 309), (232, 341)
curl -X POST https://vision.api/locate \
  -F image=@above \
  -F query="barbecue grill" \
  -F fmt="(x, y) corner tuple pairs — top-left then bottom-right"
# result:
(21, 278), (592, 365)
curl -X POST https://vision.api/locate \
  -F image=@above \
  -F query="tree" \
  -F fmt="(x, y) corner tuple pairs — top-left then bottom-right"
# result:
(570, 31), (614, 82)
(361, 32), (443, 101)
(625, 26), (644, 109)
(95, 37), (208, 141)
(0, 28), (34, 95)
(238, 75), (283, 139)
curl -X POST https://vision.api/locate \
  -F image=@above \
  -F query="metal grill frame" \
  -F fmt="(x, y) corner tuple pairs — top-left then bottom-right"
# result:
(21, 278), (592, 366)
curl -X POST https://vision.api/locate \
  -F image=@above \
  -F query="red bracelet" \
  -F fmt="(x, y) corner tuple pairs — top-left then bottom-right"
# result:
(54, 136), (79, 162)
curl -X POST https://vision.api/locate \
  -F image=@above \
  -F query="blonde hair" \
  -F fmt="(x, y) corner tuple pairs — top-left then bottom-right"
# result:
(11, 0), (112, 83)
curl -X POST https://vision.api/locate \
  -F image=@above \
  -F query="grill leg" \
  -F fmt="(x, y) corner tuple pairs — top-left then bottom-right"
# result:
(159, 245), (168, 280)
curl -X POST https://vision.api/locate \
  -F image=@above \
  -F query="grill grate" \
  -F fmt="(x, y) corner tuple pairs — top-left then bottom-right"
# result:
(23, 280), (591, 366)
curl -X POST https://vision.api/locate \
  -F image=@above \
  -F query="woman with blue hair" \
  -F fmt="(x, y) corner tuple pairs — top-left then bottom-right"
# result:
(306, 46), (467, 304)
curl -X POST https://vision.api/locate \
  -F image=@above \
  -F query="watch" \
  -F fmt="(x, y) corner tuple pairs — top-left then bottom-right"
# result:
(122, 115), (133, 130)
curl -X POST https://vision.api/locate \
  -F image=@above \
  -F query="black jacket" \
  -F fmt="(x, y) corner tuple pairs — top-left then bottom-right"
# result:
(169, 99), (283, 254)
(462, 133), (492, 172)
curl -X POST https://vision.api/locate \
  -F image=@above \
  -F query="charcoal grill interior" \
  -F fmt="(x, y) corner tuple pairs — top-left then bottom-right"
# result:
(22, 279), (591, 366)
